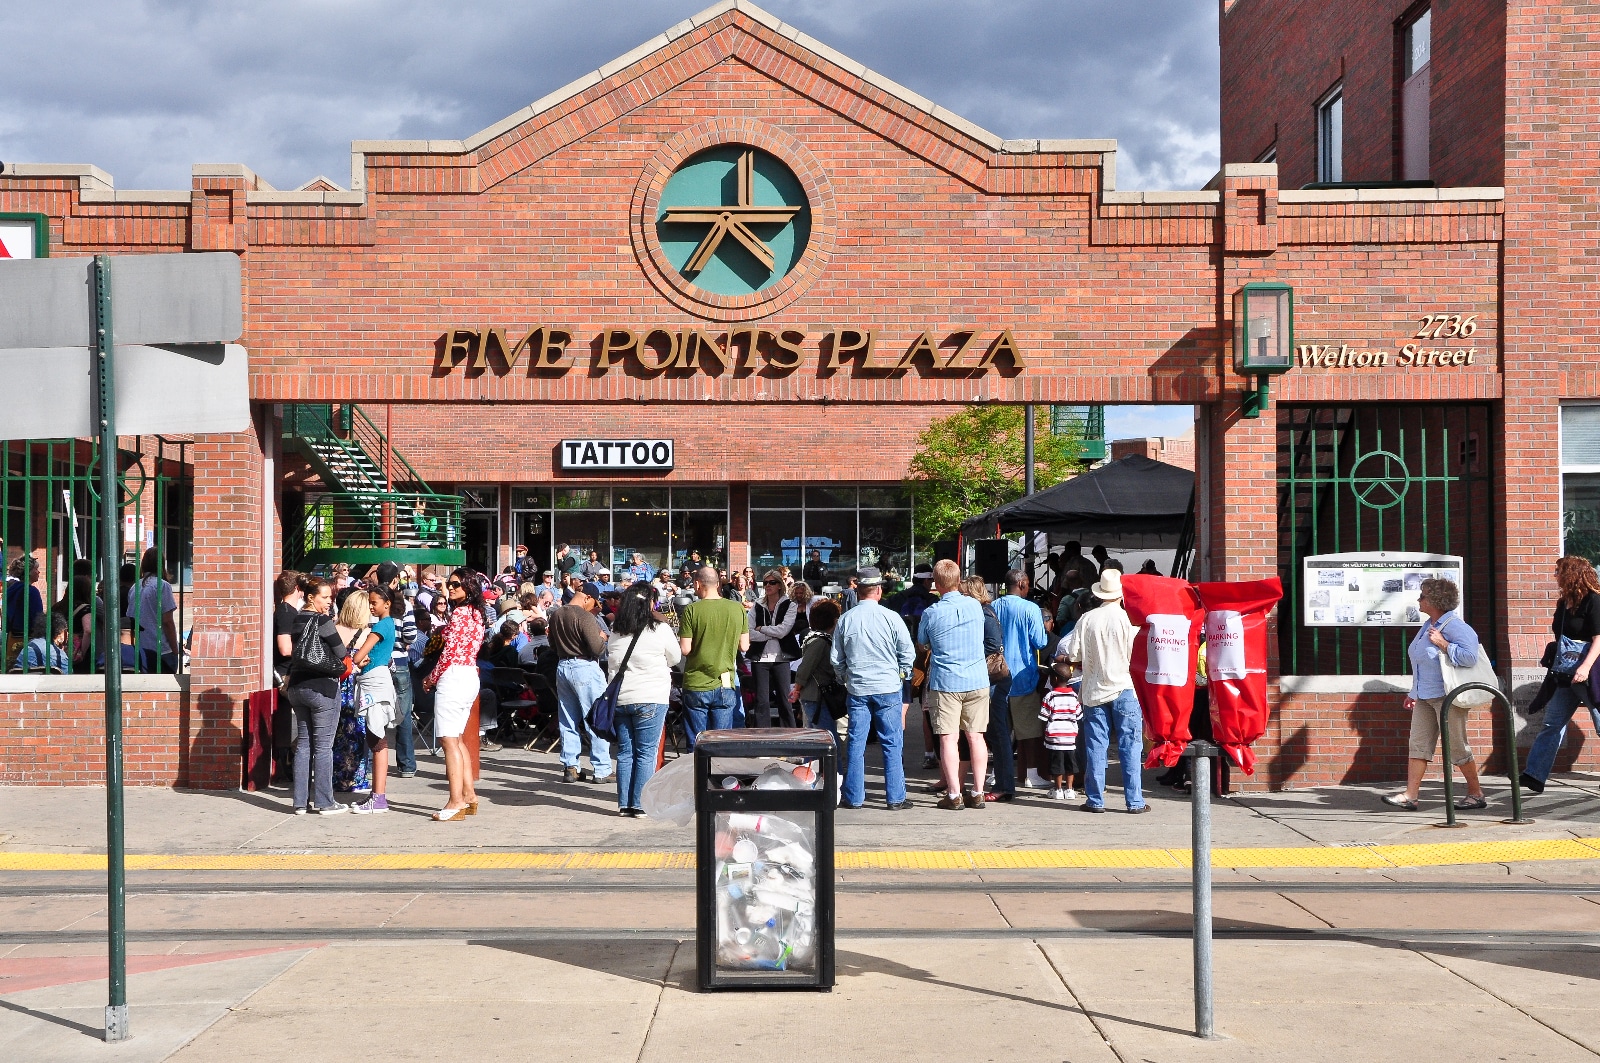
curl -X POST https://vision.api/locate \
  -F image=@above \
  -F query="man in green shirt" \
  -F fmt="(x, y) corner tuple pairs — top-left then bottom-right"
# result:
(678, 566), (750, 743)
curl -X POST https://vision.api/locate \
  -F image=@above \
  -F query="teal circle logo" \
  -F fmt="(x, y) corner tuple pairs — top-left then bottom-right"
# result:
(656, 145), (811, 297)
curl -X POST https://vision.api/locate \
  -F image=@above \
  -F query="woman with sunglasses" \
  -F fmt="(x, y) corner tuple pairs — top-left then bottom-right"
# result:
(422, 568), (487, 821)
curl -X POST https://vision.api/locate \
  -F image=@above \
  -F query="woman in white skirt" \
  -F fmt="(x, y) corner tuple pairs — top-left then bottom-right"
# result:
(422, 568), (487, 820)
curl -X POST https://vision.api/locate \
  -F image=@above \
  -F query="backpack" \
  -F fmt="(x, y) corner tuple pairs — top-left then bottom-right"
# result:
(815, 633), (849, 720)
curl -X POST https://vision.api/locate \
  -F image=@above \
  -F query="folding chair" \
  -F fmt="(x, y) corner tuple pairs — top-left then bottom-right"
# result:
(522, 671), (562, 753)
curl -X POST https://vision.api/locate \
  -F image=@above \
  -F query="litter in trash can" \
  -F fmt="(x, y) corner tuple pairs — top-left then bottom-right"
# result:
(714, 811), (819, 971)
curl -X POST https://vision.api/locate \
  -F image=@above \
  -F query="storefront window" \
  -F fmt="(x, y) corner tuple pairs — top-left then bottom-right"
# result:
(750, 509), (802, 571)
(673, 510), (727, 570)
(613, 503), (670, 573)
(1562, 406), (1600, 564)
(750, 484), (915, 586)
(512, 486), (729, 577)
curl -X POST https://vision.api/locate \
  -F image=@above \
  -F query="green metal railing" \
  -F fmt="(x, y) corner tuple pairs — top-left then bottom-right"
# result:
(1052, 405), (1106, 462)
(281, 403), (464, 568)
(1277, 404), (1495, 675)
(2, 437), (192, 675)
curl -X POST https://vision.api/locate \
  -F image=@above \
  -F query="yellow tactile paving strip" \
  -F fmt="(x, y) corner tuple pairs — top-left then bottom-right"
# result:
(3, 837), (1600, 873)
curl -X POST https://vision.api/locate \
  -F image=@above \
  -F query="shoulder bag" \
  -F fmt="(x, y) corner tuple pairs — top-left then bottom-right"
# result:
(816, 634), (850, 720)
(1437, 647), (1499, 707)
(587, 627), (642, 744)
(290, 614), (345, 680)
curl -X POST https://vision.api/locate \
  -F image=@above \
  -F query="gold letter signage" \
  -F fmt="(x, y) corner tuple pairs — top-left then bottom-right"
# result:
(435, 326), (1027, 377)
(1295, 313), (1485, 371)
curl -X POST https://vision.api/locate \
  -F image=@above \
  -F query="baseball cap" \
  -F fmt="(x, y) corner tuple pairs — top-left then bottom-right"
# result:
(857, 566), (883, 586)
(579, 581), (603, 599)
(375, 561), (401, 586)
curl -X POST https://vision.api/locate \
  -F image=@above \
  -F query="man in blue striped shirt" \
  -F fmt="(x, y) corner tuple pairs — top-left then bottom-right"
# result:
(917, 560), (991, 809)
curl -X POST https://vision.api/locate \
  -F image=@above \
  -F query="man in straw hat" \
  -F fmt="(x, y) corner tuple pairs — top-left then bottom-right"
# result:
(1059, 567), (1149, 814)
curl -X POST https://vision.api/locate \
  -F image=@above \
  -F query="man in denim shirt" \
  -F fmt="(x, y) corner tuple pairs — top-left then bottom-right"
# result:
(831, 567), (915, 809)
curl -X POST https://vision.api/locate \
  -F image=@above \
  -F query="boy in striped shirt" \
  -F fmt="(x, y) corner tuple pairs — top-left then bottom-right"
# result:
(1038, 660), (1083, 802)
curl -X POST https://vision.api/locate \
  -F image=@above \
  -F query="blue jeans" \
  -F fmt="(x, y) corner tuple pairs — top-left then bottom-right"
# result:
(985, 680), (1015, 795)
(615, 702), (667, 810)
(1523, 684), (1600, 782)
(1082, 688), (1146, 810)
(556, 659), (612, 775)
(392, 664), (415, 773)
(843, 690), (907, 807)
(287, 683), (339, 811)
(803, 699), (841, 750)
(683, 686), (740, 747)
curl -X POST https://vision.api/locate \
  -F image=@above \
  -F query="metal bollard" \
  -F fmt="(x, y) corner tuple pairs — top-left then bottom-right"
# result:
(1438, 681), (1532, 828)
(1186, 739), (1218, 1039)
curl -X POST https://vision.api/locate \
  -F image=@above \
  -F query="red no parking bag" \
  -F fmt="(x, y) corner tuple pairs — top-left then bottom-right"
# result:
(1195, 578), (1283, 775)
(1120, 575), (1204, 769)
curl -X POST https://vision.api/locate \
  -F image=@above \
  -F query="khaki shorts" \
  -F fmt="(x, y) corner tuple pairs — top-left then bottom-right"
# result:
(1010, 691), (1045, 740)
(927, 688), (990, 735)
(1408, 696), (1473, 765)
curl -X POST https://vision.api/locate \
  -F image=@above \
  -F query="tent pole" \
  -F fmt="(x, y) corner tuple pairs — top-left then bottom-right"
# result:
(1024, 404), (1035, 584)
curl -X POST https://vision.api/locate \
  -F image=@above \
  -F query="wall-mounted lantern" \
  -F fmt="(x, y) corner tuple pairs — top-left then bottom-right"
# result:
(1233, 282), (1294, 418)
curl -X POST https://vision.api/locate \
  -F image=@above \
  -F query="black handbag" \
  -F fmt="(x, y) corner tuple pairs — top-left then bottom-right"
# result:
(290, 614), (344, 680)
(816, 635), (849, 720)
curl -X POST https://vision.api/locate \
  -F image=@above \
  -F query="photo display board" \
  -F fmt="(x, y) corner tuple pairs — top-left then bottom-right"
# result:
(1301, 552), (1463, 627)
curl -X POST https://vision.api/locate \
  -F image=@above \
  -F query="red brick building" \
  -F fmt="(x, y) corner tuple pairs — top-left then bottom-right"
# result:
(1, 0), (1586, 789)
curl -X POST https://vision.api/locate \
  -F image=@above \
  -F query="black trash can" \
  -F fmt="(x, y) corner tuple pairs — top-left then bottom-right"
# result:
(694, 727), (837, 991)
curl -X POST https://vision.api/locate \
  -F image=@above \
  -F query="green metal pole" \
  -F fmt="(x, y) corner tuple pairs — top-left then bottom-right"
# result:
(94, 255), (130, 1042)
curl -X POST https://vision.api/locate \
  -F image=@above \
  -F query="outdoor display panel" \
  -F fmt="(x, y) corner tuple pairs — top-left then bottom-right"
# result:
(1300, 552), (1462, 627)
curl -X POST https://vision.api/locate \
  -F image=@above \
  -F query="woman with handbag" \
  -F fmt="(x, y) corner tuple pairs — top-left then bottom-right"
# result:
(792, 598), (845, 748)
(422, 568), (487, 821)
(607, 587), (682, 817)
(1382, 577), (1487, 811)
(286, 577), (353, 815)
(966, 575), (1015, 803)
(1521, 556), (1600, 794)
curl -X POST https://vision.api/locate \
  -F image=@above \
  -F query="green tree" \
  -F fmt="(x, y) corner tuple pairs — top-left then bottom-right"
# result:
(904, 406), (1081, 544)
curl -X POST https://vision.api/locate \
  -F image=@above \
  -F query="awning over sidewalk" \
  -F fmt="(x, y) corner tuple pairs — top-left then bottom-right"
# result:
(960, 454), (1195, 547)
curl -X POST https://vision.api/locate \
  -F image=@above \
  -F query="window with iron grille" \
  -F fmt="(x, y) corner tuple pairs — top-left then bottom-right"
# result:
(1277, 405), (1496, 675)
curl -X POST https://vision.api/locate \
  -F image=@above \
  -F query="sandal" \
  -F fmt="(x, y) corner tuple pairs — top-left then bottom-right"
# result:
(432, 806), (467, 821)
(1453, 794), (1488, 810)
(1381, 793), (1419, 811)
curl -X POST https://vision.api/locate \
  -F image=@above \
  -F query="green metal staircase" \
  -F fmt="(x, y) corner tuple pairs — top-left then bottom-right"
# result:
(281, 403), (465, 568)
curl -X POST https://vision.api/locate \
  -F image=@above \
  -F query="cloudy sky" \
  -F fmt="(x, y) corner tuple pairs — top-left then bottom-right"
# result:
(3, 0), (1216, 437)
(2, 0), (1220, 192)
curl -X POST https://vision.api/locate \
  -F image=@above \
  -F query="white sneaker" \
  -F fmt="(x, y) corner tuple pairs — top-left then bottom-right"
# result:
(1050, 788), (1067, 801)
(1023, 770), (1049, 789)
(1063, 788), (1078, 802)
(313, 803), (347, 815)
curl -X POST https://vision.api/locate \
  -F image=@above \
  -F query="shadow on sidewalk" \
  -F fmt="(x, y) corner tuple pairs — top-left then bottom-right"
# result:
(0, 997), (102, 1038)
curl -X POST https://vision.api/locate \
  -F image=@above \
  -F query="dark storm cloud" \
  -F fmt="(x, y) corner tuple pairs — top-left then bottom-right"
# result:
(0, 0), (1219, 192)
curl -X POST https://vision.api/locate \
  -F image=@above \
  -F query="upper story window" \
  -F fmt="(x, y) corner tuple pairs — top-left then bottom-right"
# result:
(1400, 8), (1432, 180)
(1256, 143), (1278, 164)
(1404, 8), (1432, 78)
(1317, 85), (1344, 183)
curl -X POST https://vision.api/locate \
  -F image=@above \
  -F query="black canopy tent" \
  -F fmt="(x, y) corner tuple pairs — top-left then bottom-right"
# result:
(959, 454), (1196, 558)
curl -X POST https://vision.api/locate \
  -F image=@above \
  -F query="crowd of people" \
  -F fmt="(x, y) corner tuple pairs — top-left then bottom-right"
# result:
(264, 542), (1600, 819)
(269, 539), (1169, 818)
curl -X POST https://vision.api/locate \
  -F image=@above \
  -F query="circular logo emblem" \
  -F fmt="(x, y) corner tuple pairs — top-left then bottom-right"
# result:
(1350, 449), (1411, 510)
(655, 145), (810, 297)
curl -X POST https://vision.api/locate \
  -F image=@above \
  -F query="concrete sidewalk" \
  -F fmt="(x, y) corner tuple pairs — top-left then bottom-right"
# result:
(5, 933), (1600, 1062)
(3, 744), (1598, 857)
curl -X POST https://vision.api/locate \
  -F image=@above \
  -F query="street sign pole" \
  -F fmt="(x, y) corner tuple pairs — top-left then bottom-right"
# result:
(94, 255), (130, 1043)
